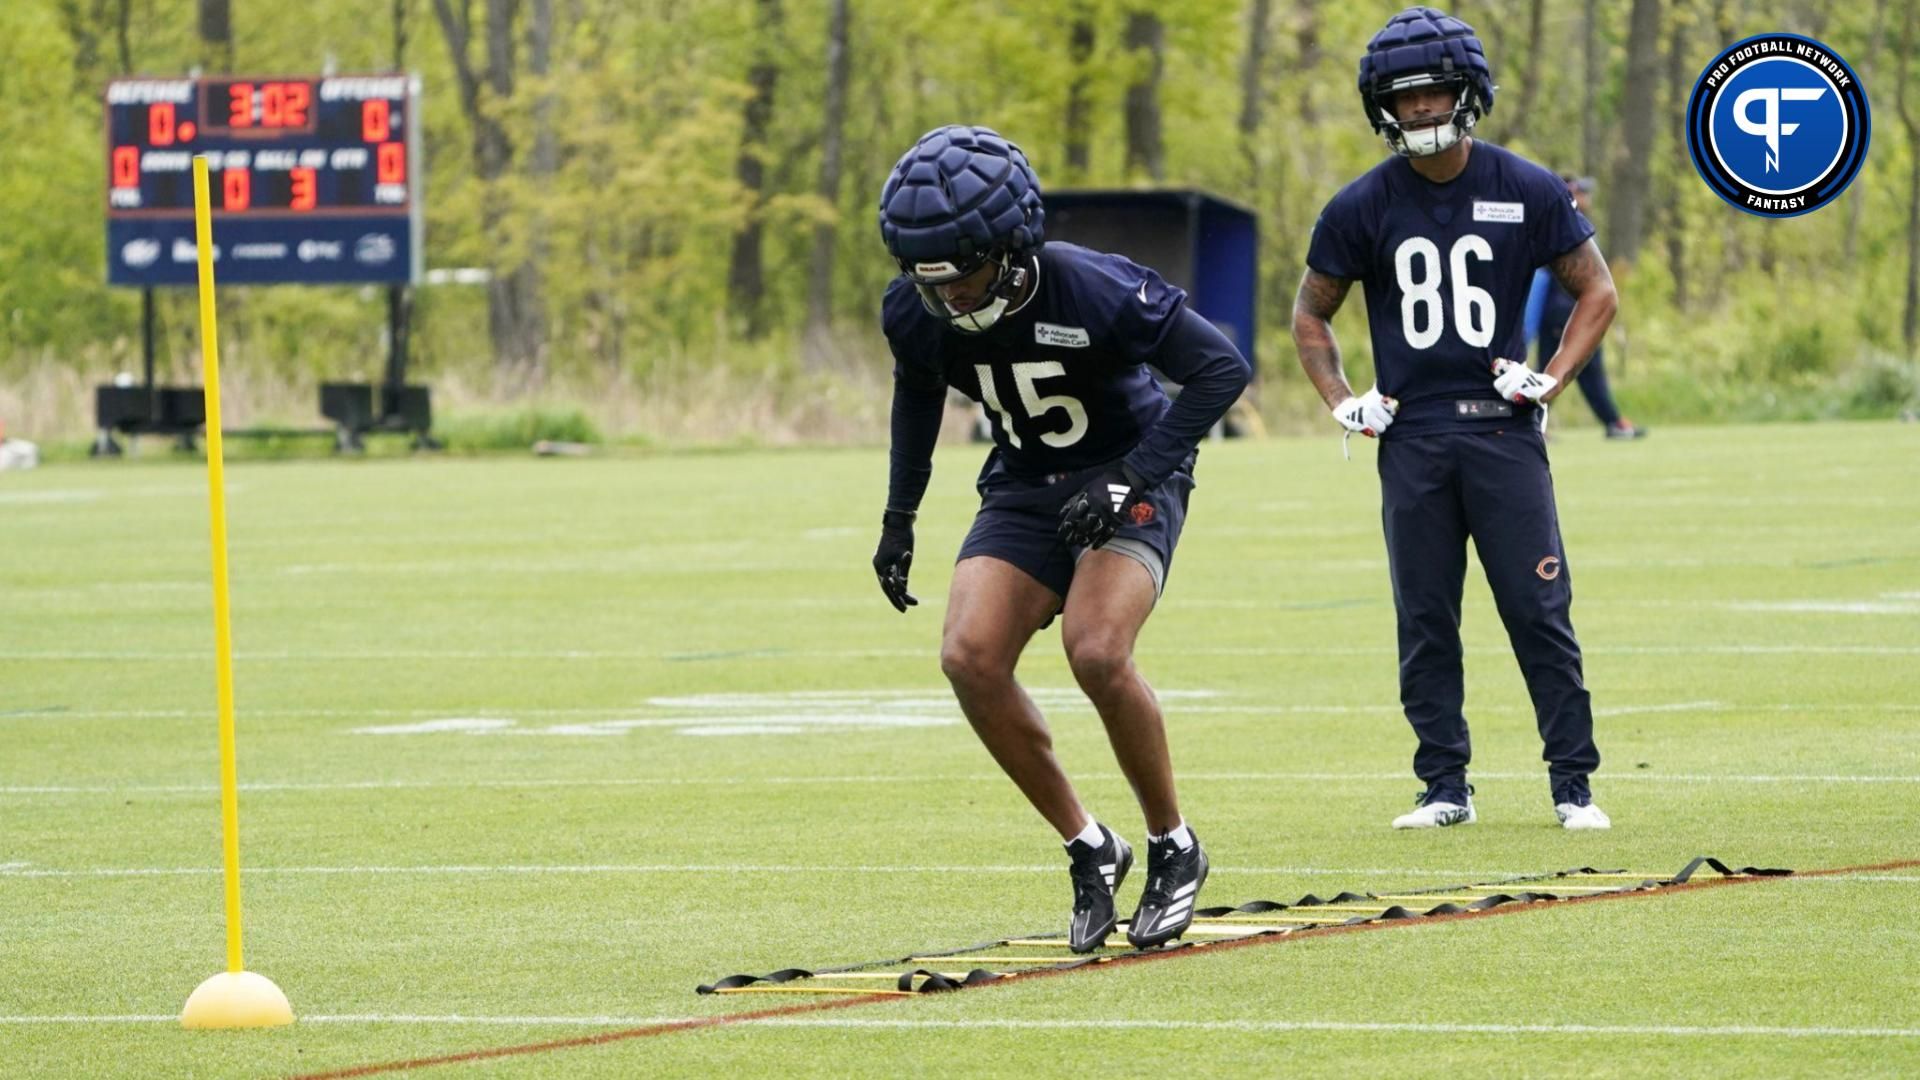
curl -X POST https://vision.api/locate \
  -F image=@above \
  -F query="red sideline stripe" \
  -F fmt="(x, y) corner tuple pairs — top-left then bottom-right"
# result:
(288, 858), (1920, 1079)
(287, 994), (882, 1079)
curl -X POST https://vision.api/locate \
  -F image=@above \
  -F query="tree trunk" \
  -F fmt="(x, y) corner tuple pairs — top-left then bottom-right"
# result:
(1609, 0), (1662, 266)
(517, 0), (554, 383)
(433, 0), (549, 377)
(728, 0), (782, 339)
(1294, 0), (1321, 126)
(1505, 0), (1545, 145)
(1713, 0), (1739, 49)
(1581, 0), (1601, 178)
(1064, 7), (1095, 180)
(198, 0), (232, 69)
(1898, 3), (1919, 355)
(804, 0), (851, 353)
(1238, 0), (1273, 187)
(115, 0), (132, 71)
(1124, 12), (1165, 182)
(1661, 0), (1692, 310)
(1846, 0), (1889, 263)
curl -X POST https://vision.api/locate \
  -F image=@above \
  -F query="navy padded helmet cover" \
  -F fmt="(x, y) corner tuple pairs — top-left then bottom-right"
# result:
(1357, 6), (1494, 117)
(878, 125), (1045, 265)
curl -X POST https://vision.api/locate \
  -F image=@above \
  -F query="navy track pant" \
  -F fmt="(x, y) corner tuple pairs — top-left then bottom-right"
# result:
(1376, 423), (1600, 800)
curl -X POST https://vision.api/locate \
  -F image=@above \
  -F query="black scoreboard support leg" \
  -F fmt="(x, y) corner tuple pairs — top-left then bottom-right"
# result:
(92, 288), (159, 457)
(384, 284), (409, 396)
(386, 285), (441, 451)
(142, 286), (157, 399)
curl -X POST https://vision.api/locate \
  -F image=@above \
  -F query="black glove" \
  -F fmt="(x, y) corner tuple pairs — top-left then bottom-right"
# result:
(1056, 464), (1148, 550)
(873, 508), (918, 613)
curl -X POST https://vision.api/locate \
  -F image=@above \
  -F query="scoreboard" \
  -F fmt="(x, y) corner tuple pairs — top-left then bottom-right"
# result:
(106, 74), (422, 286)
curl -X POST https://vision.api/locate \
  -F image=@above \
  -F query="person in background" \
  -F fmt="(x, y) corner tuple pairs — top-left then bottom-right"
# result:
(1524, 175), (1646, 439)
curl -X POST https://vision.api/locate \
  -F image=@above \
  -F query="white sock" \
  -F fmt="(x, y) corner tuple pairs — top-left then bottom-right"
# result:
(1148, 820), (1194, 851)
(1066, 818), (1105, 850)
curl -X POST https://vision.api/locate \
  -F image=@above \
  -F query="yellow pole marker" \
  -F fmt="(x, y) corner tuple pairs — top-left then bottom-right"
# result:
(179, 155), (294, 1031)
(1544, 873), (1666, 880)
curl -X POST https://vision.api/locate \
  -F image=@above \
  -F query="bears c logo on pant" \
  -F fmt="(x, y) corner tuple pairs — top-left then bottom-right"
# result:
(1536, 556), (1562, 581)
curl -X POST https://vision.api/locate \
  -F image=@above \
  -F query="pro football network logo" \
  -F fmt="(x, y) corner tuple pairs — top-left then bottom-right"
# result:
(1686, 33), (1869, 218)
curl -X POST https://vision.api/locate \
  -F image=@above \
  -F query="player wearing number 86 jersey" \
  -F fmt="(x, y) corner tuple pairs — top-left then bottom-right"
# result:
(873, 124), (1250, 951)
(1292, 6), (1620, 831)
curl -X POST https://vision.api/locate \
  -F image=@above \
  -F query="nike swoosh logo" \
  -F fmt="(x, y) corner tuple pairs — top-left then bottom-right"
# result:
(1137, 281), (1149, 303)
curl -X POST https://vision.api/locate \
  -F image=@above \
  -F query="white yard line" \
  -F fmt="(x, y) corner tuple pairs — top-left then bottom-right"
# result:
(0, 1014), (687, 1025)
(0, 863), (1532, 879)
(6, 702), (1912, 724)
(0, 1015), (1915, 1039)
(6, 768), (1919, 797)
(749, 1018), (1920, 1039)
(7, 644), (1920, 661)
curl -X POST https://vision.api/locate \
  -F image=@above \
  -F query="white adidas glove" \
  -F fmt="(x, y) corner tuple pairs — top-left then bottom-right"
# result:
(1492, 359), (1558, 404)
(1330, 387), (1398, 438)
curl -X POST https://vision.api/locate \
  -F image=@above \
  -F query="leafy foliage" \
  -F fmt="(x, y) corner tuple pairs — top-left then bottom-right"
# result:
(3, 0), (1916, 436)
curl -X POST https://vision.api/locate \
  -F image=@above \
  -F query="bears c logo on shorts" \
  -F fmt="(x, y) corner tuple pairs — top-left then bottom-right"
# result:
(1130, 502), (1156, 526)
(1685, 33), (1869, 218)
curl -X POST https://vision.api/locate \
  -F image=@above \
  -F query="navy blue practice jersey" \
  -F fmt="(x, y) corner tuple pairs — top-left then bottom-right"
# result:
(882, 243), (1183, 479)
(1307, 141), (1594, 436)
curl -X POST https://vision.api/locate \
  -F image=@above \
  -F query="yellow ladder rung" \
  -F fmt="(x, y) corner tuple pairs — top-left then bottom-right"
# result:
(1549, 873), (1668, 880)
(1003, 939), (1130, 949)
(712, 986), (916, 996)
(912, 956), (1105, 965)
(1219, 914), (1364, 926)
(1371, 894), (1475, 903)
(1201, 905), (1391, 918)
(809, 972), (981, 981)
(1459, 883), (1624, 893)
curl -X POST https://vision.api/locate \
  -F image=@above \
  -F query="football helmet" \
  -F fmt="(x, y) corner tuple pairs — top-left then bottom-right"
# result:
(878, 125), (1044, 332)
(1358, 7), (1495, 157)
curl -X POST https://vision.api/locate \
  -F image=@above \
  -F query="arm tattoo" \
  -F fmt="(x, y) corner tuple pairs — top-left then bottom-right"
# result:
(1293, 269), (1353, 322)
(1548, 239), (1614, 298)
(1291, 269), (1356, 408)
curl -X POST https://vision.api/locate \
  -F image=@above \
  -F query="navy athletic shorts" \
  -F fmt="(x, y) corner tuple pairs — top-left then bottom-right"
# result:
(956, 451), (1197, 601)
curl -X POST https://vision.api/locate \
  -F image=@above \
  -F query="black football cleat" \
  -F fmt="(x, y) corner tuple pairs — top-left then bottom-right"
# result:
(1066, 825), (1134, 954)
(1126, 831), (1208, 949)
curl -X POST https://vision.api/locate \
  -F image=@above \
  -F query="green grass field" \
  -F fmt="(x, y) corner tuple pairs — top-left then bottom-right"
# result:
(3, 421), (1917, 1078)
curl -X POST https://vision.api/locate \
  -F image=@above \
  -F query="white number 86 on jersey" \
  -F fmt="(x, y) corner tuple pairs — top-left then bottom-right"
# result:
(1394, 235), (1496, 350)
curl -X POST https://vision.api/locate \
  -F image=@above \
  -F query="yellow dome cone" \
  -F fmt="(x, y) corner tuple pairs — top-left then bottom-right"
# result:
(181, 971), (294, 1029)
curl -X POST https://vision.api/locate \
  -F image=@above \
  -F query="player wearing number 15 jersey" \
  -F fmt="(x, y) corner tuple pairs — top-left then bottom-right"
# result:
(871, 125), (1250, 952)
(1291, 7), (1620, 831)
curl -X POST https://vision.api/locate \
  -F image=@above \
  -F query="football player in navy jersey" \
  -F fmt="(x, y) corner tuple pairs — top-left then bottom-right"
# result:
(1291, 7), (1619, 831)
(872, 125), (1251, 950)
